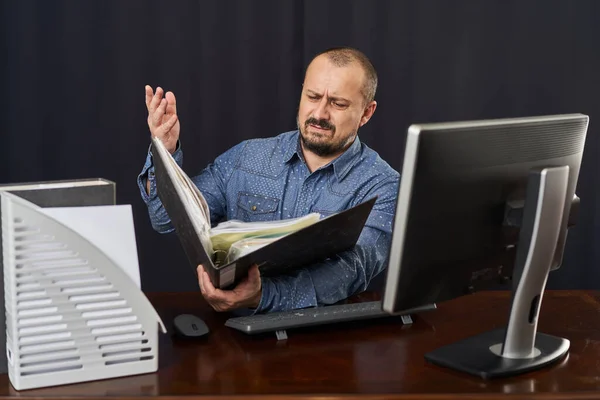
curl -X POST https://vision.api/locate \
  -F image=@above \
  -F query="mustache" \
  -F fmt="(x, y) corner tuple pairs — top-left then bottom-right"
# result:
(305, 117), (335, 131)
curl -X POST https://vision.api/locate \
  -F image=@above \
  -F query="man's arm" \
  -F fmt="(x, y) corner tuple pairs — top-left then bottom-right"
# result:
(255, 176), (399, 313)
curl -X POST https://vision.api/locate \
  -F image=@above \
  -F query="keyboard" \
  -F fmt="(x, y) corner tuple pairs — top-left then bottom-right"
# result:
(225, 301), (436, 335)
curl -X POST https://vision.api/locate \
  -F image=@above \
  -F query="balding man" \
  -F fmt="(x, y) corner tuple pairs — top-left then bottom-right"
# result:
(138, 47), (399, 313)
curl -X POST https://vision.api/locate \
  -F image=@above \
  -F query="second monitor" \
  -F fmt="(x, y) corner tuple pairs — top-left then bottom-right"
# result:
(382, 113), (589, 378)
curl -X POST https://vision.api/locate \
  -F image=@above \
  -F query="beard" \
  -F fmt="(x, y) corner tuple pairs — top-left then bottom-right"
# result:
(297, 116), (356, 157)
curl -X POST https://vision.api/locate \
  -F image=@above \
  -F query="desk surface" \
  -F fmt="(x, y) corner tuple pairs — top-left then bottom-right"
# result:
(1, 290), (600, 399)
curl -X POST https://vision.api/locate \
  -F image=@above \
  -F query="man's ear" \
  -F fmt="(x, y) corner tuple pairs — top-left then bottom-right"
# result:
(359, 101), (377, 127)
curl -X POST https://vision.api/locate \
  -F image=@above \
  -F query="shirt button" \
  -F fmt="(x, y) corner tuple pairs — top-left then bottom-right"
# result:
(251, 205), (257, 211)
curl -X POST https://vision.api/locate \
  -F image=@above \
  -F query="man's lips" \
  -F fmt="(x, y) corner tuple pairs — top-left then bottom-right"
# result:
(308, 123), (331, 131)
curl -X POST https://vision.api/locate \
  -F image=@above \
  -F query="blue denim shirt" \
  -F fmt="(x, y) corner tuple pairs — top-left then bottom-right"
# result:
(137, 130), (400, 313)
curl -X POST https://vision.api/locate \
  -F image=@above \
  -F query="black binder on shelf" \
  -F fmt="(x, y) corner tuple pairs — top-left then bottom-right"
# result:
(151, 138), (376, 289)
(0, 178), (115, 374)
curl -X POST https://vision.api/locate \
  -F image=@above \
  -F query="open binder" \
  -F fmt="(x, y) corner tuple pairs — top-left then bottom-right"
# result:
(1, 192), (166, 390)
(151, 137), (377, 288)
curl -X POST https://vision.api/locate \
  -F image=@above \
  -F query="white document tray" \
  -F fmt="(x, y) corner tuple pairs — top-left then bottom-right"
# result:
(1, 192), (166, 390)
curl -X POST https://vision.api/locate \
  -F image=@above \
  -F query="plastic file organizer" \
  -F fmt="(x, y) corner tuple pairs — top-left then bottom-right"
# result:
(1, 192), (166, 390)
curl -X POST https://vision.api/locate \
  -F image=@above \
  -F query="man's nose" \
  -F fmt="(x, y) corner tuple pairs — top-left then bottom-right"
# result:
(312, 97), (330, 121)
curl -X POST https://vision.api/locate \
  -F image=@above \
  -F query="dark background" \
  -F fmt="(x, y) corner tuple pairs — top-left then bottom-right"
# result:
(1, 0), (598, 292)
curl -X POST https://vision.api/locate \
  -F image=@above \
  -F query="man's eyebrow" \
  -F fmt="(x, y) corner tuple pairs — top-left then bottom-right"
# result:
(306, 89), (351, 103)
(330, 96), (351, 104)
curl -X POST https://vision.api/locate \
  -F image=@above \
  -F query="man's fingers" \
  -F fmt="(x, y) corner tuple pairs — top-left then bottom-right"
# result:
(145, 85), (154, 108)
(197, 265), (237, 312)
(198, 265), (216, 299)
(166, 104), (176, 117)
(197, 265), (206, 294)
(161, 114), (178, 136)
(165, 91), (177, 114)
(148, 86), (164, 114)
(203, 272), (236, 304)
(151, 98), (167, 127)
(202, 270), (218, 297)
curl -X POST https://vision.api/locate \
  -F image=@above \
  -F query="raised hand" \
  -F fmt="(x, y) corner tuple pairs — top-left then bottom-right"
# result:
(145, 85), (180, 154)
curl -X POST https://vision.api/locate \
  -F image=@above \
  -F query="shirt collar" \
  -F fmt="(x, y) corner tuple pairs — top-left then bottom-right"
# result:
(284, 130), (362, 181)
(283, 131), (303, 164)
(330, 135), (362, 181)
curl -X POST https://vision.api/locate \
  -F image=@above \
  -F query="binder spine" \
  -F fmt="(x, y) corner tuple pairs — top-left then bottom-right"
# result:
(1, 193), (166, 391)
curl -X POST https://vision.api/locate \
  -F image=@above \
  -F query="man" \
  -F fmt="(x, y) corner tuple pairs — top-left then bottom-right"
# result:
(138, 47), (399, 313)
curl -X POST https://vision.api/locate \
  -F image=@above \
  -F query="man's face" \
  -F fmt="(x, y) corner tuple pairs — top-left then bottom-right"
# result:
(297, 55), (375, 157)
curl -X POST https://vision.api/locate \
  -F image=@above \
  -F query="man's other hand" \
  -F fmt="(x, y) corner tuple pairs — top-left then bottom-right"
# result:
(197, 264), (262, 312)
(145, 85), (180, 154)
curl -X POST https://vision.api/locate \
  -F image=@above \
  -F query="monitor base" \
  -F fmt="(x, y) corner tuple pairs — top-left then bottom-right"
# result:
(425, 328), (569, 379)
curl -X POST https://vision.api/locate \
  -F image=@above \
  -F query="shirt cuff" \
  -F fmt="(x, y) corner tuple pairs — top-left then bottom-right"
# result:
(251, 277), (274, 314)
(137, 140), (183, 203)
(250, 270), (319, 314)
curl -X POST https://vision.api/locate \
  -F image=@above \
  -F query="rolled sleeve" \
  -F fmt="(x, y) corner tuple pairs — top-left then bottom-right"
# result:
(136, 141), (183, 233)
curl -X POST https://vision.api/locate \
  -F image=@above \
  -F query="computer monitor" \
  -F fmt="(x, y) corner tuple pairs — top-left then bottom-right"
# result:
(382, 113), (589, 379)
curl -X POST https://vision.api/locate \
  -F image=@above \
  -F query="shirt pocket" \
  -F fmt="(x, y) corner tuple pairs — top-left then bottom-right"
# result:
(236, 192), (280, 222)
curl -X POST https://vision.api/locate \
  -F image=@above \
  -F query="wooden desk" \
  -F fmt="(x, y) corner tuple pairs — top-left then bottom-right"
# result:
(1, 290), (600, 399)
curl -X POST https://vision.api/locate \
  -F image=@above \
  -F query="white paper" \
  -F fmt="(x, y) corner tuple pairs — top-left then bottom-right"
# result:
(151, 136), (213, 256)
(40, 205), (141, 288)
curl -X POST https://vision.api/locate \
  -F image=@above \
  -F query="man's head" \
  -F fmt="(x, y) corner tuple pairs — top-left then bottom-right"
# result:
(297, 47), (378, 158)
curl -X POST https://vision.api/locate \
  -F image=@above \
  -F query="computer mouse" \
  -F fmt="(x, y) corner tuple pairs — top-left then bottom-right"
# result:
(173, 314), (210, 338)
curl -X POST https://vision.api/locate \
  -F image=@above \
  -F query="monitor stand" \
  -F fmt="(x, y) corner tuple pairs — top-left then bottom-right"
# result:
(425, 166), (571, 379)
